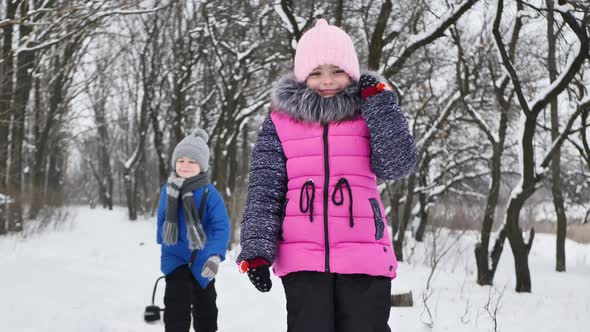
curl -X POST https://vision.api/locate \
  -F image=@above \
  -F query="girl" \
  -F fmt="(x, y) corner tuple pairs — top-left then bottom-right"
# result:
(238, 18), (417, 332)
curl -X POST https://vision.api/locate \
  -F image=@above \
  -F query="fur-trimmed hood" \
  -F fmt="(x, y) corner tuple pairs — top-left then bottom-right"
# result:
(270, 71), (386, 124)
(270, 74), (361, 124)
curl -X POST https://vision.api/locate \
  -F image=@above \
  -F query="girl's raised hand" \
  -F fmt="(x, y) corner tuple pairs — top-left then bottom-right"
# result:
(359, 74), (393, 101)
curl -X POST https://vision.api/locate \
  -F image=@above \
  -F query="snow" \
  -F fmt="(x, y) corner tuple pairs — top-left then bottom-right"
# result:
(0, 193), (14, 204)
(1, 207), (589, 331)
(466, 104), (499, 143)
(124, 147), (141, 169)
(554, 4), (575, 13)
(272, 3), (296, 34)
(404, 0), (476, 47)
(529, 40), (582, 112)
(416, 91), (461, 149)
(404, 4), (456, 46)
(527, 201), (588, 224)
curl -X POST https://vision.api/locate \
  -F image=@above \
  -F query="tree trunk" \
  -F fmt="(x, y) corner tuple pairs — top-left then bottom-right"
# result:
(98, 135), (114, 211)
(124, 167), (137, 220)
(231, 124), (250, 245)
(386, 181), (403, 241)
(8, 1), (36, 231)
(150, 107), (168, 185)
(475, 110), (508, 286)
(211, 140), (229, 200)
(0, 0), (19, 191)
(0, 1), (18, 234)
(414, 190), (428, 242)
(367, 0), (392, 71)
(334, 0), (344, 27)
(47, 140), (65, 207)
(170, 74), (184, 153)
(0, 203), (7, 235)
(30, 54), (66, 218)
(393, 172), (417, 262)
(474, 147), (502, 286)
(415, 153), (430, 242)
(123, 17), (158, 220)
(503, 196), (535, 292)
(503, 114), (538, 293)
(92, 84), (115, 210)
(547, 0), (567, 272)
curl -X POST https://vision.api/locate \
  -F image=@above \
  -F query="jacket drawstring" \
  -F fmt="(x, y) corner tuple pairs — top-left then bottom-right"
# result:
(332, 177), (354, 227)
(299, 179), (315, 222)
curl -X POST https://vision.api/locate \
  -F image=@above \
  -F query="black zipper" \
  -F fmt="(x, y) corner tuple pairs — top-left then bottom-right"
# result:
(322, 123), (330, 272)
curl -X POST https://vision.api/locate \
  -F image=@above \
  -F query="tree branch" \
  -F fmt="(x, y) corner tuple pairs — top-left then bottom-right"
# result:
(492, 0), (530, 114)
(538, 97), (590, 171)
(383, 0), (479, 78)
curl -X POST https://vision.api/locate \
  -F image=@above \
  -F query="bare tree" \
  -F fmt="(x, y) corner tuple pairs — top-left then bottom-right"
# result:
(0, 0), (21, 235)
(546, 0), (568, 272)
(85, 59), (116, 210)
(7, 0), (50, 231)
(199, 0), (286, 227)
(492, 0), (589, 292)
(352, 0), (481, 261)
(448, 11), (522, 286)
(122, 13), (162, 220)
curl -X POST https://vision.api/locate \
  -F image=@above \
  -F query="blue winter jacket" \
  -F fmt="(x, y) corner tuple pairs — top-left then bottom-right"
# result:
(157, 183), (230, 288)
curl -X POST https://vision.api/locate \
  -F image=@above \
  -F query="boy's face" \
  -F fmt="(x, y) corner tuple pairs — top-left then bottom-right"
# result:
(175, 157), (201, 178)
(305, 64), (352, 98)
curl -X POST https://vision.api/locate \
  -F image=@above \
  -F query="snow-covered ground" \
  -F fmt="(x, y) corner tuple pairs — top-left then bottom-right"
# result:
(1, 206), (588, 332)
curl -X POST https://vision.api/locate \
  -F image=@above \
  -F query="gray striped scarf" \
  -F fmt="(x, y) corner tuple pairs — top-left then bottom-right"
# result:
(162, 172), (209, 250)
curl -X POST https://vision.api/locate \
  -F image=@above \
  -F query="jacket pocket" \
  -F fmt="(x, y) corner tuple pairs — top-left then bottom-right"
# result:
(278, 198), (289, 241)
(369, 198), (384, 240)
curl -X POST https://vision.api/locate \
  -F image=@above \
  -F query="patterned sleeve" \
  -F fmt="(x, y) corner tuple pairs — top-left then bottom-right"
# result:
(237, 114), (288, 263)
(361, 90), (418, 180)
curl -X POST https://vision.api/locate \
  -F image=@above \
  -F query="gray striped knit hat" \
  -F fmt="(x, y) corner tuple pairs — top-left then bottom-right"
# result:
(171, 128), (210, 172)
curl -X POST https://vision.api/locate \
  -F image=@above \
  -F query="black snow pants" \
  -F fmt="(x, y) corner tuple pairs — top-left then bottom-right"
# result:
(281, 271), (392, 332)
(164, 265), (218, 332)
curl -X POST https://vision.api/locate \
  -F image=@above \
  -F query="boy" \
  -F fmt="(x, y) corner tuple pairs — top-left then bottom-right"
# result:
(157, 128), (230, 332)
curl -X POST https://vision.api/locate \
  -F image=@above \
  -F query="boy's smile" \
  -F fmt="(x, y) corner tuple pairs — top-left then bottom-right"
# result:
(175, 157), (201, 178)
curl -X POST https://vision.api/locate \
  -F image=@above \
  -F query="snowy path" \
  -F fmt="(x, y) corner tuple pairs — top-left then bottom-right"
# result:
(1, 206), (589, 331)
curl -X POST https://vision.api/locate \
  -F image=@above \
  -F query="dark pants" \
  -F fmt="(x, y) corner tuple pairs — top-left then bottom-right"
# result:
(164, 265), (218, 332)
(282, 271), (392, 332)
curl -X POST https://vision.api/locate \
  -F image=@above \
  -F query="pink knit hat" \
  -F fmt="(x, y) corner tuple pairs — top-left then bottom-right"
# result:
(294, 19), (360, 82)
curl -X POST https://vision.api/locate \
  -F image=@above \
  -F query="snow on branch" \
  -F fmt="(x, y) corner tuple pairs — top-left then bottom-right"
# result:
(95, 5), (171, 17)
(529, 9), (589, 114)
(124, 145), (141, 170)
(384, 0), (479, 78)
(493, 0), (530, 114)
(0, 193), (14, 204)
(429, 154), (490, 185)
(273, 0), (308, 41)
(417, 91), (462, 151)
(495, 0), (589, 117)
(235, 91), (271, 121)
(417, 170), (491, 197)
(237, 42), (261, 62)
(464, 102), (499, 144)
(553, 3), (575, 13)
(219, 41), (238, 56)
(537, 96), (590, 177)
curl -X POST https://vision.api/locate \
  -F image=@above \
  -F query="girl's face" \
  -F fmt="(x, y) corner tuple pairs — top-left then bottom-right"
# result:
(175, 157), (201, 178)
(306, 64), (352, 98)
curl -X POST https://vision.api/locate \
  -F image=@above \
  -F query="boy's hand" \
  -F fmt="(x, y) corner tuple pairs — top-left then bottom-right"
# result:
(239, 257), (272, 292)
(359, 74), (393, 101)
(201, 255), (221, 280)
